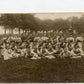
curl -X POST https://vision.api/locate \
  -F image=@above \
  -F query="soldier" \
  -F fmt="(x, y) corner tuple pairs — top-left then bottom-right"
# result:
(75, 36), (83, 50)
(30, 42), (41, 60)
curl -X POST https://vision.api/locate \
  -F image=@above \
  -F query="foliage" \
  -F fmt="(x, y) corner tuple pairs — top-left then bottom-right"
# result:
(0, 14), (84, 34)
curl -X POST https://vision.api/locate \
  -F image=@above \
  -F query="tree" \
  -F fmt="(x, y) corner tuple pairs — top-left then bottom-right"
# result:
(0, 14), (39, 34)
(53, 19), (70, 32)
(0, 14), (18, 34)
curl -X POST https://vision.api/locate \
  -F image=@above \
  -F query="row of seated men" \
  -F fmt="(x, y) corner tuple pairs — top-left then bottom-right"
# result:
(0, 32), (84, 60)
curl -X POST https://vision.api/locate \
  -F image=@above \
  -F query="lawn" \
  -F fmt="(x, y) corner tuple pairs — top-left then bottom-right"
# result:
(0, 57), (84, 83)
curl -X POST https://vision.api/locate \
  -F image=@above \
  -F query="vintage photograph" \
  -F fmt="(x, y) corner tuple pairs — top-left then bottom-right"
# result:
(0, 13), (84, 83)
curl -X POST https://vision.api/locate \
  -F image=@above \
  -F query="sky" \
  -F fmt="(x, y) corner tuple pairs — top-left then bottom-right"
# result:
(34, 13), (82, 20)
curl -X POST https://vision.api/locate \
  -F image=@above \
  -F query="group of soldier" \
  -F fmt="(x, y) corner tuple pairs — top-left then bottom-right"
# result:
(0, 30), (84, 60)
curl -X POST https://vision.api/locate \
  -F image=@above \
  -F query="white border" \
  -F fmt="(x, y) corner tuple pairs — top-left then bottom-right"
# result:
(0, 0), (83, 13)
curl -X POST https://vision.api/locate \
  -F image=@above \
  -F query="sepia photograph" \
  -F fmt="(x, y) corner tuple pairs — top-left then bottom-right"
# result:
(0, 13), (84, 83)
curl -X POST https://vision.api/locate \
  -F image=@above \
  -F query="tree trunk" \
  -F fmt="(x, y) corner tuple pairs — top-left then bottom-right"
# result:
(4, 28), (6, 35)
(23, 29), (25, 33)
(11, 29), (13, 35)
(9, 29), (11, 35)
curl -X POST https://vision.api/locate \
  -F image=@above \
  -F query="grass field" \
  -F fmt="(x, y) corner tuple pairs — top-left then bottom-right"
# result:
(0, 57), (84, 83)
